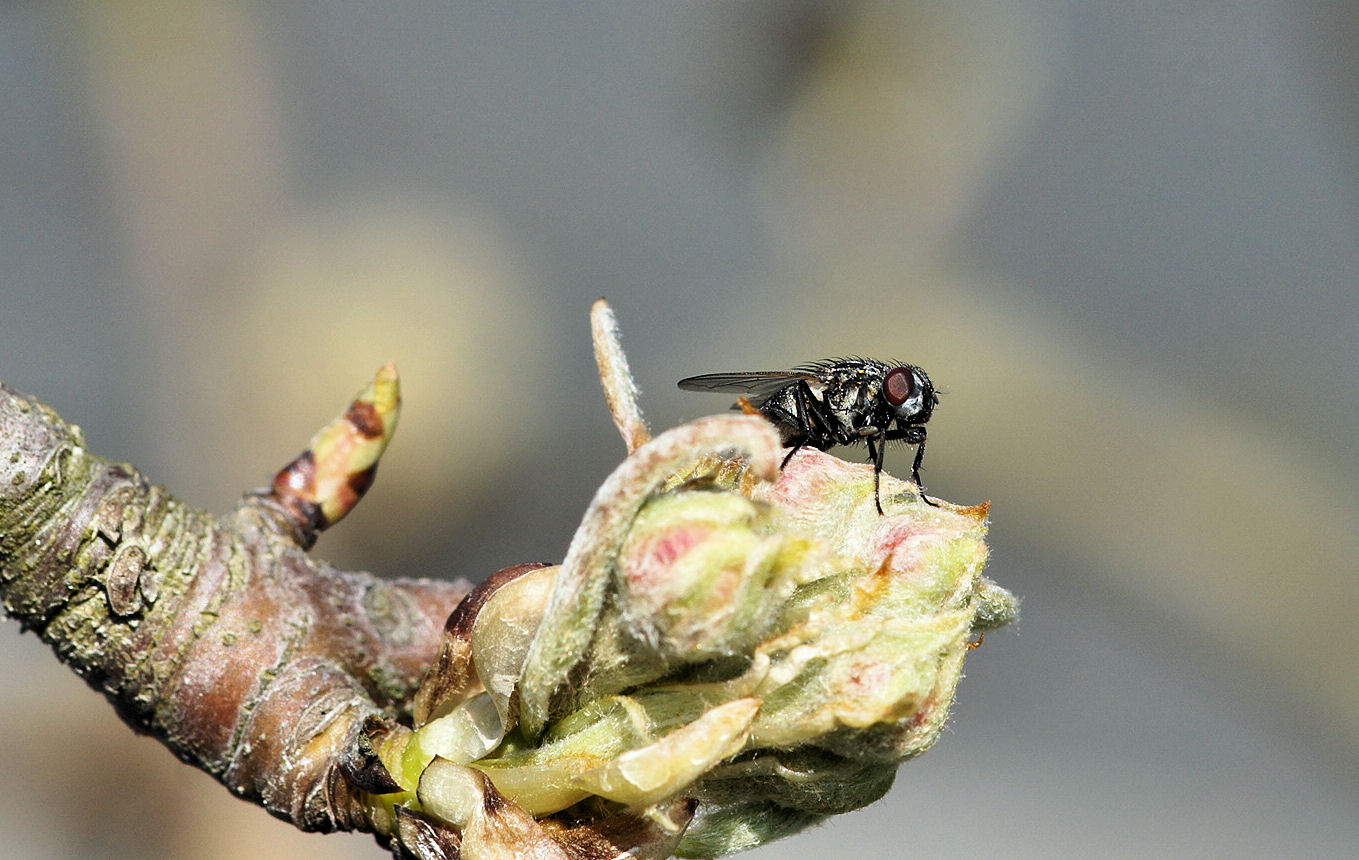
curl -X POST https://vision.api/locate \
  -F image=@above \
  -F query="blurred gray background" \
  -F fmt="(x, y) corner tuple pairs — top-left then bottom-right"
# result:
(2, 1), (1357, 857)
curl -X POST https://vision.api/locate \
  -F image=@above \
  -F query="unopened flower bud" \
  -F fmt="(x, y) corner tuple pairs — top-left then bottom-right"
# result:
(616, 490), (797, 661)
(378, 414), (1017, 859)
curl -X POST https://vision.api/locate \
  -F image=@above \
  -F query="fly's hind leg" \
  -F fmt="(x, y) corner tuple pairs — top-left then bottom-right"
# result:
(780, 380), (834, 469)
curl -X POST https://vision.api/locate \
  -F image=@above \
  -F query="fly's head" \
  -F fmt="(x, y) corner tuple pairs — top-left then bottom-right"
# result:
(883, 364), (937, 426)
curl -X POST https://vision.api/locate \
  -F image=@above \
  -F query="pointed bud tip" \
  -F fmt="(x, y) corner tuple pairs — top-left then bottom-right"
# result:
(364, 362), (401, 418)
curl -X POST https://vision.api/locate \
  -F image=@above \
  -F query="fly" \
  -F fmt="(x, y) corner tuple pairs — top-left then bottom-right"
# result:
(678, 358), (939, 514)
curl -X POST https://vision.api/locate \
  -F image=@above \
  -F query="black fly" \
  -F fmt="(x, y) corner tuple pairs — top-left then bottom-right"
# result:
(678, 358), (939, 514)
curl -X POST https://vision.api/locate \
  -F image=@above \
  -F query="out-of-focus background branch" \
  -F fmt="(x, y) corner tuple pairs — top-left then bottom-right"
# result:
(2, 1), (1356, 857)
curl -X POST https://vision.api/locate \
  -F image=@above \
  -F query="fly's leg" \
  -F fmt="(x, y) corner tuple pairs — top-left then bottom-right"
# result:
(867, 433), (887, 514)
(781, 380), (834, 469)
(883, 425), (938, 508)
(910, 436), (938, 507)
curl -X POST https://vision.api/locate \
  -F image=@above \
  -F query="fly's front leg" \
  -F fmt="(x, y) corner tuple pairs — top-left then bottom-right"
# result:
(884, 425), (938, 507)
(909, 435), (938, 507)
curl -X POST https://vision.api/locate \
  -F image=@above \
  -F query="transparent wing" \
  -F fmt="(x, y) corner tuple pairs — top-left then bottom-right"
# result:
(676, 370), (816, 398)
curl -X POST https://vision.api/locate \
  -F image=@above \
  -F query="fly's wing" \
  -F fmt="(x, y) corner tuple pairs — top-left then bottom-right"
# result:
(677, 370), (816, 406)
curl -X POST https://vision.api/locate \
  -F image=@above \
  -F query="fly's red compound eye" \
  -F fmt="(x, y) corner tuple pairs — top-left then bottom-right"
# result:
(883, 367), (916, 406)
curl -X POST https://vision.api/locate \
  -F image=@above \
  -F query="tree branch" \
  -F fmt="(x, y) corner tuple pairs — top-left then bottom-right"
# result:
(0, 370), (468, 834)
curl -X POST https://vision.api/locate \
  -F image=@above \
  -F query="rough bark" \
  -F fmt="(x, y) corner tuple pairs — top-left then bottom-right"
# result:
(0, 377), (468, 835)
